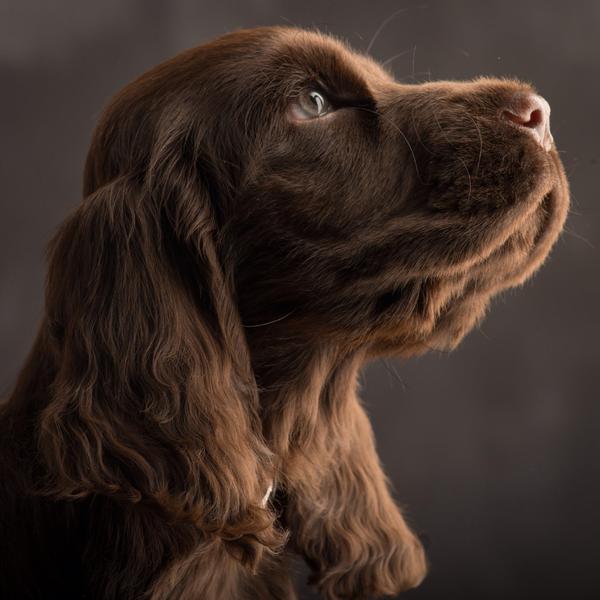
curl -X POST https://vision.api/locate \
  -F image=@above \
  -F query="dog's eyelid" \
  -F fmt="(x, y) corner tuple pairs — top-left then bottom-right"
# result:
(308, 70), (376, 106)
(314, 83), (376, 112)
(291, 69), (375, 106)
(291, 80), (333, 103)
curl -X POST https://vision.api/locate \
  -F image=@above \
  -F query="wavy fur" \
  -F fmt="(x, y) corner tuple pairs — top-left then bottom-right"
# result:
(0, 27), (568, 599)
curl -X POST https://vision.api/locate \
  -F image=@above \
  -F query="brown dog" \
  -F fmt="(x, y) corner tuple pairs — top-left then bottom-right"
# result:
(0, 27), (569, 599)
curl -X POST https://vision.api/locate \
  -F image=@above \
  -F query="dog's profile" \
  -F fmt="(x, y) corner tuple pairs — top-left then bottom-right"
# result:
(0, 26), (568, 599)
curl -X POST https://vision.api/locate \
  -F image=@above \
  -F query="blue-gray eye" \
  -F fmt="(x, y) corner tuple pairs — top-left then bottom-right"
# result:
(291, 90), (332, 120)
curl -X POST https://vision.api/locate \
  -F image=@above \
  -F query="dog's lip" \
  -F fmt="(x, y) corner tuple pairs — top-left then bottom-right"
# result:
(524, 179), (567, 263)
(467, 181), (563, 292)
(530, 190), (555, 246)
(410, 188), (560, 352)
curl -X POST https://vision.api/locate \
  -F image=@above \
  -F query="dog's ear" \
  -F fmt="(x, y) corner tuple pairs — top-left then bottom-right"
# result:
(37, 100), (281, 566)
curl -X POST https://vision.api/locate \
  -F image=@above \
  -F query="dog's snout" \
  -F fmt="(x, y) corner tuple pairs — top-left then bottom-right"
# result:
(501, 93), (553, 151)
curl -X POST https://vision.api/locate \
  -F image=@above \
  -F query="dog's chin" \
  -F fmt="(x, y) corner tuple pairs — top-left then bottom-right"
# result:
(367, 168), (568, 361)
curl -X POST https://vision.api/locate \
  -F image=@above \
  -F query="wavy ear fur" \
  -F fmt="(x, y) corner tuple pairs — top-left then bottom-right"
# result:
(37, 99), (281, 565)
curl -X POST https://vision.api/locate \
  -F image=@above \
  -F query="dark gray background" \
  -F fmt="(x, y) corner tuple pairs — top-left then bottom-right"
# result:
(1, 1), (598, 598)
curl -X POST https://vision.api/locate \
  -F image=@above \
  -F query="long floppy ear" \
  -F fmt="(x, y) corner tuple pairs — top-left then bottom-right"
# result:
(37, 110), (281, 565)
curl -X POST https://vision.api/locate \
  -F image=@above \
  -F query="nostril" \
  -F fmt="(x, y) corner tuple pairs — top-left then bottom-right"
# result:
(501, 93), (553, 151)
(526, 108), (544, 129)
(502, 107), (543, 129)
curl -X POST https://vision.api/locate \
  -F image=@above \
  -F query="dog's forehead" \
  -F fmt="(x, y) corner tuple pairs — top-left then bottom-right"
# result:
(275, 28), (395, 93)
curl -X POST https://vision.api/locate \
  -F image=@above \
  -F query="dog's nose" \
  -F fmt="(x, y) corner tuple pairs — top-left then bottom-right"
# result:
(501, 93), (553, 151)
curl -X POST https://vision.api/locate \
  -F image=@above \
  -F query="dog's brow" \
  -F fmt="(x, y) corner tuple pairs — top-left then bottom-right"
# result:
(275, 31), (377, 96)
(288, 37), (394, 101)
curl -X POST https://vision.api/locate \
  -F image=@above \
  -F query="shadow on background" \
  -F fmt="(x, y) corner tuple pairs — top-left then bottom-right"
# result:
(1, 1), (598, 598)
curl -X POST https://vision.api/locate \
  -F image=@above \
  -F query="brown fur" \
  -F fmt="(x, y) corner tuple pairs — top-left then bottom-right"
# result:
(0, 27), (569, 599)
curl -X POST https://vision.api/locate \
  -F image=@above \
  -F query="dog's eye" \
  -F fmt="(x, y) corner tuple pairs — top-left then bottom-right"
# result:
(291, 90), (332, 120)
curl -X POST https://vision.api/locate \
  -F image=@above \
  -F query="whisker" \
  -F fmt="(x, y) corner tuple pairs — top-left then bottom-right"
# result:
(366, 7), (408, 55)
(353, 106), (424, 184)
(243, 310), (296, 328)
(410, 105), (434, 155)
(476, 324), (492, 340)
(563, 226), (595, 249)
(382, 50), (410, 68)
(463, 112), (484, 177)
(397, 71), (434, 84)
(382, 358), (407, 393)
(431, 109), (473, 205)
(278, 15), (298, 27)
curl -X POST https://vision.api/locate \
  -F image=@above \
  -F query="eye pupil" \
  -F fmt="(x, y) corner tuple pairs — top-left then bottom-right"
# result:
(309, 92), (324, 113)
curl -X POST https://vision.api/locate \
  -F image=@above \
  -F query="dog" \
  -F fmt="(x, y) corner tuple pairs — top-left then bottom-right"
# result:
(0, 26), (569, 599)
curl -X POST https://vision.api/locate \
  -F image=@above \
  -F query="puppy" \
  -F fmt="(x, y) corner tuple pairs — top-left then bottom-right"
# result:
(0, 27), (569, 600)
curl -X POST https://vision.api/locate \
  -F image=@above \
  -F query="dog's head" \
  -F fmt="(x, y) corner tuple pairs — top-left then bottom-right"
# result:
(85, 27), (567, 360)
(37, 26), (568, 557)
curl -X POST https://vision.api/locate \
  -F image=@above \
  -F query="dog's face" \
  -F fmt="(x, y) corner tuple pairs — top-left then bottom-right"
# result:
(212, 27), (568, 357)
(86, 26), (569, 359)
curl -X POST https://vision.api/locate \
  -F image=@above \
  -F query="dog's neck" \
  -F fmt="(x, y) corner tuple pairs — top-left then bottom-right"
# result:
(249, 337), (366, 488)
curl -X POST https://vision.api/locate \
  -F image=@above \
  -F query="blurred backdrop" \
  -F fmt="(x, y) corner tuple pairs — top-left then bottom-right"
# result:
(1, 1), (598, 598)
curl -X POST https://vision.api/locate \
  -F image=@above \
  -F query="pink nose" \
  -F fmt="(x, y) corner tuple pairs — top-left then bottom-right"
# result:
(502, 93), (553, 151)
